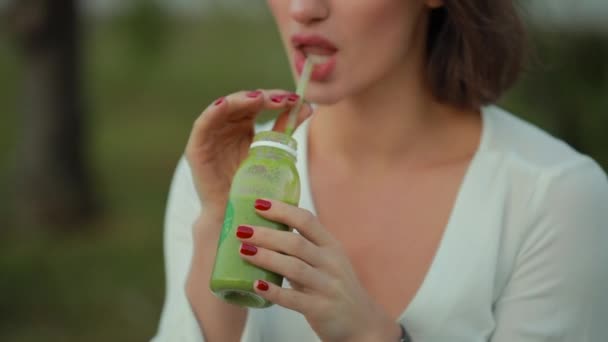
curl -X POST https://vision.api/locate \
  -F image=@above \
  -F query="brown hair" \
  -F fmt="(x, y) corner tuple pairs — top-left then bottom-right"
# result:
(426, 1), (526, 110)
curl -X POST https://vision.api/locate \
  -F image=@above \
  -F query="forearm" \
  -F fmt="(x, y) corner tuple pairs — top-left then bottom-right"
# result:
(186, 212), (247, 342)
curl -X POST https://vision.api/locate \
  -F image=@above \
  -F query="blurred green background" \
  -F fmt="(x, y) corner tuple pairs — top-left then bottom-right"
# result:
(0, 1), (606, 341)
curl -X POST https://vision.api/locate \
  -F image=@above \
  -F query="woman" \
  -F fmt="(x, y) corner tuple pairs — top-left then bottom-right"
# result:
(153, 1), (608, 341)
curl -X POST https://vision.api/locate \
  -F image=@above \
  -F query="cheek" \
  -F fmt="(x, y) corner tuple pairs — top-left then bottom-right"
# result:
(266, 1), (290, 45)
(266, 0), (279, 13)
(266, 0), (285, 28)
(347, 2), (422, 55)
(340, 2), (424, 77)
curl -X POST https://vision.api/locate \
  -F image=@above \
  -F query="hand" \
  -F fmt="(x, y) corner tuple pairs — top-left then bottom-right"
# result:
(236, 199), (402, 342)
(185, 90), (312, 217)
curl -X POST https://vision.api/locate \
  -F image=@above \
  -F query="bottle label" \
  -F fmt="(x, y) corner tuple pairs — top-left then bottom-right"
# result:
(219, 200), (234, 247)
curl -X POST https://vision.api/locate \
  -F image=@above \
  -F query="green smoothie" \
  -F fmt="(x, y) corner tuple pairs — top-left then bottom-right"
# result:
(210, 131), (300, 308)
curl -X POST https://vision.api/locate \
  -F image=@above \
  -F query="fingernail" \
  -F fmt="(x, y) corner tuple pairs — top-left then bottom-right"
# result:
(240, 243), (258, 256)
(287, 93), (299, 102)
(246, 90), (262, 98)
(256, 280), (269, 291)
(254, 199), (272, 211)
(271, 95), (286, 103)
(214, 97), (225, 106)
(236, 225), (254, 239)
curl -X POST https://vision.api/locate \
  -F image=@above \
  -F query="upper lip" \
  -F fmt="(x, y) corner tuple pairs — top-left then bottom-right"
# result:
(291, 34), (338, 52)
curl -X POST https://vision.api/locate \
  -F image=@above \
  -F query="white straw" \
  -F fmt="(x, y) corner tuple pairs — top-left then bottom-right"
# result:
(285, 57), (318, 136)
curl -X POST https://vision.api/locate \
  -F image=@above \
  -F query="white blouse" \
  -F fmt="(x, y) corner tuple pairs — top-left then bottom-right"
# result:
(152, 106), (608, 342)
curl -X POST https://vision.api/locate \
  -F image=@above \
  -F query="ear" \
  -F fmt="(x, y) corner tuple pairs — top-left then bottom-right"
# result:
(425, 0), (444, 9)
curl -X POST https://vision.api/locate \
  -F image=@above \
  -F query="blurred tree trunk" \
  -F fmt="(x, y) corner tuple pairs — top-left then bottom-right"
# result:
(10, 0), (99, 229)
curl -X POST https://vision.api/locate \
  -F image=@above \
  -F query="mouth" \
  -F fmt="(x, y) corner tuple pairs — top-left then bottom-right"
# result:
(291, 34), (338, 81)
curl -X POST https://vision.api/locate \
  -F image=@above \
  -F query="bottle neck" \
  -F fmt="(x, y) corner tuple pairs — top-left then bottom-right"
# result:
(250, 140), (296, 156)
(250, 131), (298, 163)
(250, 145), (297, 163)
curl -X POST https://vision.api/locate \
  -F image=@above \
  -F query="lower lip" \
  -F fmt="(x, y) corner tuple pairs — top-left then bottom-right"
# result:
(295, 49), (337, 81)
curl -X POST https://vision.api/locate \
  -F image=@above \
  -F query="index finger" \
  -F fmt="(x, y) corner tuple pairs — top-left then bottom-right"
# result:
(254, 199), (333, 247)
(199, 89), (296, 130)
(187, 89), (302, 150)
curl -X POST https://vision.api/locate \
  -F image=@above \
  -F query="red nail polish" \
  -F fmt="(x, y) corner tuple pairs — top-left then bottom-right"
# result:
(214, 97), (225, 105)
(240, 243), (258, 256)
(256, 280), (269, 291)
(254, 199), (272, 211)
(236, 225), (254, 239)
(287, 94), (299, 102)
(246, 90), (262, 98)
(271, 95), (285, 103)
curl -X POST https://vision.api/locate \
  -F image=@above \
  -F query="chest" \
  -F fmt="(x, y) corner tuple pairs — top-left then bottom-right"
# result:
(309, 163), (469, 318)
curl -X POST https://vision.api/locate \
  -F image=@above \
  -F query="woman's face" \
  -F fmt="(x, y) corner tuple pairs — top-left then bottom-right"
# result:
(266, 0), (441, 104)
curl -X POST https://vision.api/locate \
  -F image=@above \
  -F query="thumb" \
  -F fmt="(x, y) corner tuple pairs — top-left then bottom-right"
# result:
(272, 102), (314, 133)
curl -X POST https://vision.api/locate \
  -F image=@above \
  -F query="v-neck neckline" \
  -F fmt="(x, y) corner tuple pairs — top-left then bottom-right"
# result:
(291, 107), (491, 325)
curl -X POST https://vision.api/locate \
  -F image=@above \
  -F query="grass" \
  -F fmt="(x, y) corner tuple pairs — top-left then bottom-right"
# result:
(0, 12), (606, 341)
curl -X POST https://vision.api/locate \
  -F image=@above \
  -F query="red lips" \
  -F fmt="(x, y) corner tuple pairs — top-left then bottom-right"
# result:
(291, 33), (338, 81)
(291, 34), (338, 54)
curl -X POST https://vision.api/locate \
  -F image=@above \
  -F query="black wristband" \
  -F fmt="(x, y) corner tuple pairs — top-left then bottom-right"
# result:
(399, 323), (411, 342)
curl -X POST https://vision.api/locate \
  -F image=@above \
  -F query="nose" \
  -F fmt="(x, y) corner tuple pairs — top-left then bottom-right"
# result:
(290, 0), (329, 25)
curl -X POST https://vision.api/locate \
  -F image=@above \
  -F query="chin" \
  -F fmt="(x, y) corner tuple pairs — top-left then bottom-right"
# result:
(303, 80), (351, 105)
(305, 89), (342, 106)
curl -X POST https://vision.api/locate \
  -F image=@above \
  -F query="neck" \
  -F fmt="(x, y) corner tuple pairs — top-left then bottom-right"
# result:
(311, 62), (466, 169)
(307, 10), (483, 171)
(309, 48), (486, 174)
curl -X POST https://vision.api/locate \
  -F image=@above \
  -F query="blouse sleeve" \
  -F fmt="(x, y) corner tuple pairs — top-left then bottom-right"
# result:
(491, 158), (608, 341)
(152, 157), (204, 342)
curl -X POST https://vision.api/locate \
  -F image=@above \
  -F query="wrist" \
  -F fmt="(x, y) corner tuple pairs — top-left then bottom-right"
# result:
(194, 210), (225, 243)
(199, 207), (225, 224)
(350, 318), (402, 342)
(202, 198), (228, 219)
